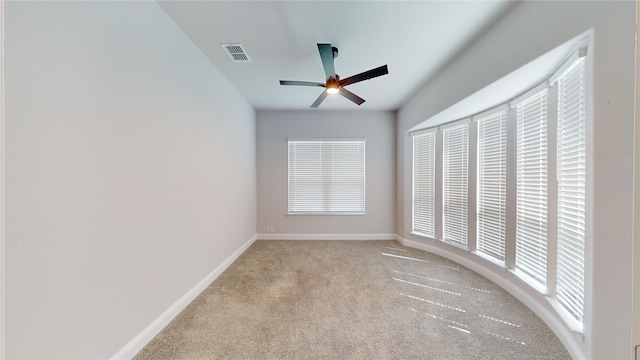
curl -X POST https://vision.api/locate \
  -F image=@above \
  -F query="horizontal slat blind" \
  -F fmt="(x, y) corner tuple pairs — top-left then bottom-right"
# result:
(443, 123), (468, 248)
(556, 59), (586, 322)
(515, 90), (548, 286)
(412, 131), (436, 237)
(477, 110), (507, 261)
(288, 140), (365, 214)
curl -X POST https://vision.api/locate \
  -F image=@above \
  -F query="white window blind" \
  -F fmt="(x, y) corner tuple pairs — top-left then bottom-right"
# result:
(477, 110), (507, 261)
(412, 131), (436, 237)
(288, 140), (365, 214)
(556, 59), (586, 322)
(442, 123), (468, 248)
(515, 90), (548, 286)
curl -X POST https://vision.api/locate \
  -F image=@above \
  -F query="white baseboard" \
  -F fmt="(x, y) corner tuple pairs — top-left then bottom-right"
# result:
(111, 234), (257, 360)
(396, 235), (584, 360)
(256, 233), (397, 241)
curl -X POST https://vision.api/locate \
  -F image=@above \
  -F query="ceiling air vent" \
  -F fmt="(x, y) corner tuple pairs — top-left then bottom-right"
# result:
(221, 43), (251, 63)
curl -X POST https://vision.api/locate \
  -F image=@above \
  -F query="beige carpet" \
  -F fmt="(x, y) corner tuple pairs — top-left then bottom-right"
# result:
(133, 240), (570, 359)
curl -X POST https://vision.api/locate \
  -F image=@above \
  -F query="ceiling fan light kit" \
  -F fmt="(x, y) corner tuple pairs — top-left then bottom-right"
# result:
(326, 87), (340, 95)
(325, 77), (340, 94)
(279, 43), (389, 108)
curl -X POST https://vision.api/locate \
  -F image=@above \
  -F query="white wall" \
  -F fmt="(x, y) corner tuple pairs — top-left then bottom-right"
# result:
(634, 0), (640, 354)
(4, 2), (256, 359)
(0, 2), (5, 357)
(397, 1), (635, 359)
(257, 110), (395, 238)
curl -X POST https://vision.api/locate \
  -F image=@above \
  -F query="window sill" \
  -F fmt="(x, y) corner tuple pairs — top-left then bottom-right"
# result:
(509, 268), (548, 295)
(547, 297), (584, 337)
(473, 251), (506, 268)
(409, 231), (436, 240)
(287, 212), (366, 216)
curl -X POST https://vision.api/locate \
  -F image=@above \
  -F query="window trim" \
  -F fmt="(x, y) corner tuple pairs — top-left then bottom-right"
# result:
(475, 108), (508, 262)
(513, 88), (549, 289)
(554, 57), (587, 323)
(287, 138), (366, 216)
(441, 122), (469, 248)
(412, 129), (437, 237)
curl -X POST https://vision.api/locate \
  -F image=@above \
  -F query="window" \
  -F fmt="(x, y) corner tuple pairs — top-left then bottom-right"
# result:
(288, 139), (365, 214)
(442, 123), (468, 248)
(514, 89), (549, 287)
(556, 58), (586, 322)
(477, 110), (507, 261)
(409, 46), (589, 331)
(412, 131), (436, 237)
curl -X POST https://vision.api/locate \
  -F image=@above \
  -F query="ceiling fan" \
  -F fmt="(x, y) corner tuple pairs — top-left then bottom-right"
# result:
(279, 43), (389, 108)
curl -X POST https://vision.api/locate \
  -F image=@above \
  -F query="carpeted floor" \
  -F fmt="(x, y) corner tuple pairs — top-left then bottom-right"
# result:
(133, 240), (570, 359)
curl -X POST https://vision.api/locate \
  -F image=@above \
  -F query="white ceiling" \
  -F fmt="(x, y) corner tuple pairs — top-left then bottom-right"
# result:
(158, 1), (516, 111)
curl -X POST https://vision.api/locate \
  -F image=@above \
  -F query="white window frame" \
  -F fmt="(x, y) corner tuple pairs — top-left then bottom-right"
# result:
(553, 52), (587, 324)
(412, 129), (436, 238)
(441, 121), (469, 248)
(475, 107), (508, 263)
(512, 88), (549, 290)
(287, 139), (366, 215)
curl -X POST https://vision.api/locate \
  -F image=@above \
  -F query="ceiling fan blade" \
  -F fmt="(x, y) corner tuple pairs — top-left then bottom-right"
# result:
(317, 43), (336, 80)
(280, 80), (325, 87)
(310, 91), (329, 108)
(339, 65), (389, 87)
(340, 88), (365, 105)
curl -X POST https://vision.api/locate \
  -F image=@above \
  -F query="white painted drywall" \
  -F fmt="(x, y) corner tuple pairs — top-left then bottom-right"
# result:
(397, 1), (635, 359)
(257, 110), (395, 236)
(4, 2), (256, 358)
(0, 1), (5, 358)
(634, 0), (640, 355)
